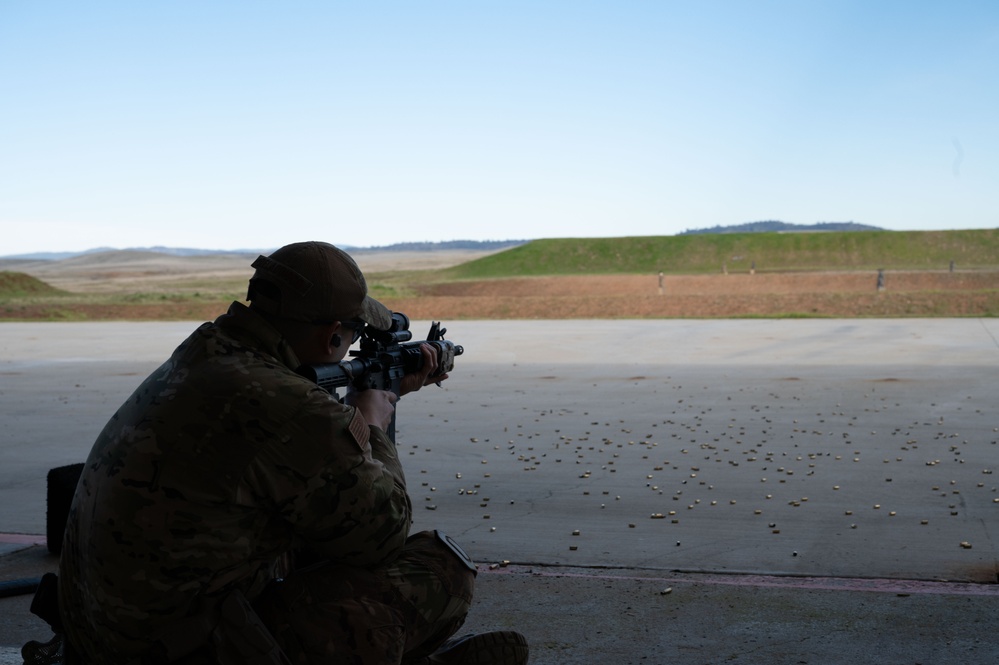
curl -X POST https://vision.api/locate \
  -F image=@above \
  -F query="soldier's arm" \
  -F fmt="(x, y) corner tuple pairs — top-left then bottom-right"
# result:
(248, 391), (412, 567)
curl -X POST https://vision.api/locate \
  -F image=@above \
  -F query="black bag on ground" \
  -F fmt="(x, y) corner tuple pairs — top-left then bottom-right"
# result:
(46, 463), (84, 555)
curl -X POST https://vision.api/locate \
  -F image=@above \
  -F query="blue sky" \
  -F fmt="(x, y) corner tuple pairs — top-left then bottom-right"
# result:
(1, 1), (997, 254)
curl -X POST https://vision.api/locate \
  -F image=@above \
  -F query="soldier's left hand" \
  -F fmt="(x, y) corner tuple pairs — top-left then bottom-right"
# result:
(400, 343), (449, 395)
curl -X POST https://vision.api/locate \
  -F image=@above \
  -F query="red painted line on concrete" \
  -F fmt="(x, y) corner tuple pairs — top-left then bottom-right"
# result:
(0, 533), (47, 545)
(480, 565), (999, 597)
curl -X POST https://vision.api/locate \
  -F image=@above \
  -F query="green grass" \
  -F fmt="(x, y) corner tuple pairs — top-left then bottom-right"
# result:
(444, 229), (999, 278)
(0, 271), (67, 297)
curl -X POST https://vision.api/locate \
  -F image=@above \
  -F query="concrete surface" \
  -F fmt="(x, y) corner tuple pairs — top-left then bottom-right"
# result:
(2, 319), (998, 663)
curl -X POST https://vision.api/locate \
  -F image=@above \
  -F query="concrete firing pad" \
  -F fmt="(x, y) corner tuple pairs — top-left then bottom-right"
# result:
(1, 319), (997, 582)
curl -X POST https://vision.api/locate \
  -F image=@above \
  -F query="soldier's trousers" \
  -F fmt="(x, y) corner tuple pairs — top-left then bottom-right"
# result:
(254, 530), (476, 665)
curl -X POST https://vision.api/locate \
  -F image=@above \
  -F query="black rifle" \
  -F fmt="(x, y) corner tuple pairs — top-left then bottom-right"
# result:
(296, 312), (463, 442)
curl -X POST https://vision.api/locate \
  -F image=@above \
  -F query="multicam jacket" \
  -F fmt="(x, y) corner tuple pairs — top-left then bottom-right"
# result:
(58, 302), (412, 663)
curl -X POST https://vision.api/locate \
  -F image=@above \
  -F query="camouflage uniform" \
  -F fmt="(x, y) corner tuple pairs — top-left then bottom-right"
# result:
(58, 302), (474, 664)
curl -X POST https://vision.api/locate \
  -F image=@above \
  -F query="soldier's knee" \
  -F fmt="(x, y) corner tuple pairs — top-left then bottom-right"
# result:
(404, 530), (476, 607)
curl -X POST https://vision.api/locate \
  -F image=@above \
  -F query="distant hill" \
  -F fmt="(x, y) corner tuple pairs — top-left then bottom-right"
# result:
(448, 229), (999, 277)
(0, 271), (66, 297)
(680, 221), (882, 235)
(1, 246), (265, 261)
(1, 240), (526, 261)
(347, 240), (525, 253)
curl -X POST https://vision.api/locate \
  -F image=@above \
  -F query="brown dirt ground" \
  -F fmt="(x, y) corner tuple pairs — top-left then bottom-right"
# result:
(391, 271), (999, 319)
(3, 270), (997, 320)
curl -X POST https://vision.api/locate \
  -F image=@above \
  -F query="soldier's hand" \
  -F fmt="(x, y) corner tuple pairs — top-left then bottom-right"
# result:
(345, 388), (398, 432)
(400, 343), (449, 396)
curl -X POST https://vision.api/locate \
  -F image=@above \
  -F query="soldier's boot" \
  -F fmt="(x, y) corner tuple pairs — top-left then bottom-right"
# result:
(422, 630), (529, 665)
(21, 633), (64, 665)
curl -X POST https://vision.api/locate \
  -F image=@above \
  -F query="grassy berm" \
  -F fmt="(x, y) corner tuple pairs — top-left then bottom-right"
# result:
(2, 230), (998, 320)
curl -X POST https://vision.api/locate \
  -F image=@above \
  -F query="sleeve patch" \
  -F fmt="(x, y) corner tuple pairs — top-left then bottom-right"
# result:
(348, 409), (371, 450)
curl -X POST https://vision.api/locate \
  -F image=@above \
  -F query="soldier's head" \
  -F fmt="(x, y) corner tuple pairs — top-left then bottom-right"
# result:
(247, 241), (392, 361)
(248, 241), (391, 329)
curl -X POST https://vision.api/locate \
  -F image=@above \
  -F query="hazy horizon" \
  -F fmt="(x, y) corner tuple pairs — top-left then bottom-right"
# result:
(0, 238), (532, 260)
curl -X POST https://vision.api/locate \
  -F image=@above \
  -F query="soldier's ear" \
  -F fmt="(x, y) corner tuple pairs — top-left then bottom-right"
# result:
(293, 322), (342, 364)
(320, 322), (342, 354)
